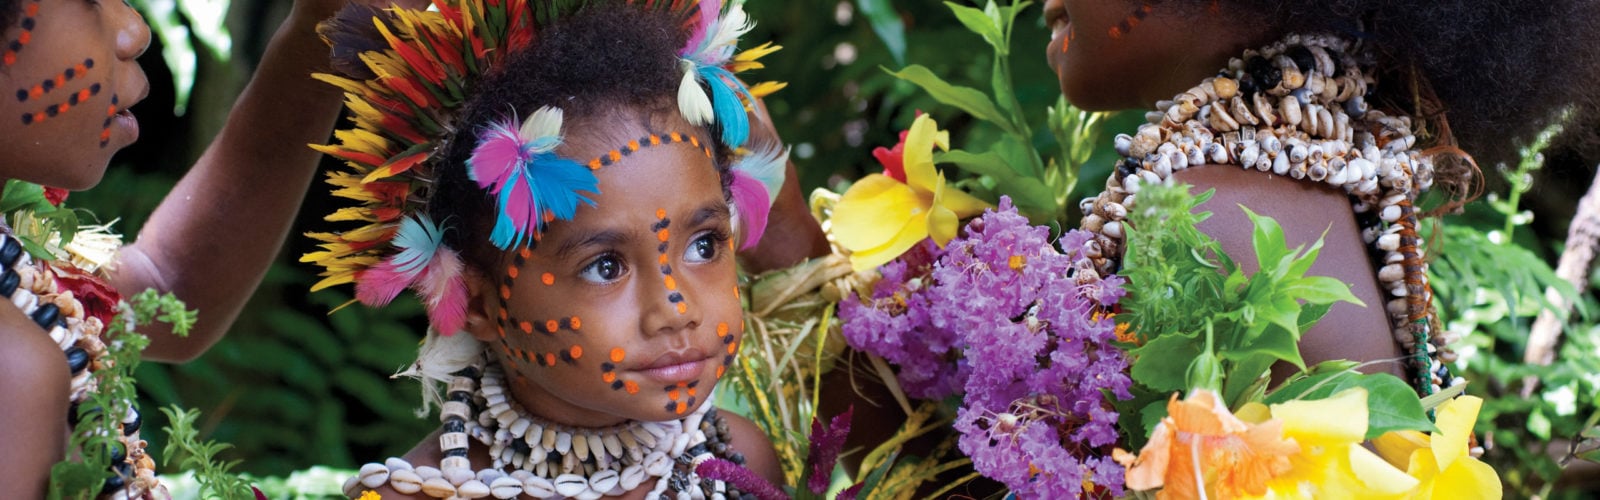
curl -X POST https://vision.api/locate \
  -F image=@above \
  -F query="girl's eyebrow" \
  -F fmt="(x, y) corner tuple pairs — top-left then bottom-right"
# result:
(553, 228), (631, 261)
(687, 202), (731, 228)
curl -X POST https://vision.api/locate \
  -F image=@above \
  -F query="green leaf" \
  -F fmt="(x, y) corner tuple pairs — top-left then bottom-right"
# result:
(884, 65), (1014, 133)
(1221, 353), (1276, 407)
(0, 180), (47, 213)
(1131, 330), (1203, 392)
(1240, 206), (1289, 274)
(944, 2), (1003, 52)
(1352, 374), (1435, 438)
(1225, 324), (1305, 371)
(1264, 370), (1357, 405)
(1527, 409), (1552, 440)
(855, 0), (906, 65)
(1282, 276), (1364, 307)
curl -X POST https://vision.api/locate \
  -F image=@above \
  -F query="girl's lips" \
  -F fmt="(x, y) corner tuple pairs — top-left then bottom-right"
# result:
(634, 350), (711, 383)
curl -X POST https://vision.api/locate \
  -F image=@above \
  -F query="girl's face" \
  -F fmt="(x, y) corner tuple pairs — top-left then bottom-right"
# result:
(0, 0), (149, 189)
(468, 129), (742, 427)
(1043, 0), (1268, 111)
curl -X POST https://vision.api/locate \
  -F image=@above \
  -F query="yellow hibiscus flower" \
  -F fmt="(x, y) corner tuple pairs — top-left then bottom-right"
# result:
(1373, 396), (1502, 500)
(831, 114), (989, 271)
(1245, 388), (1420, 500)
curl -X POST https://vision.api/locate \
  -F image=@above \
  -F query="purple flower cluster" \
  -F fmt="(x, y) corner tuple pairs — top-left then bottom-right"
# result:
(839, 198), (1132, 498)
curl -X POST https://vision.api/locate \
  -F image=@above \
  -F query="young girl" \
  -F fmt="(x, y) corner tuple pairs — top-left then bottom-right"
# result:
(0, 0), (421, 496)
(305, 1), (786, 497)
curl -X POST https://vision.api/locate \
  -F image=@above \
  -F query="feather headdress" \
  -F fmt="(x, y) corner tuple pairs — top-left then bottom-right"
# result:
(728, 143), (789, 250)
(303, 0), (783, 333)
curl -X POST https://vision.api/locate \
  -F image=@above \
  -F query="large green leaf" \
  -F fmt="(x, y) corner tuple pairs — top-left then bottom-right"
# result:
(944, 2), (1003, 52)
(855, 0), (906, 65)
(885, 65), (1015, 133)
(1131, 330), (1203, 392)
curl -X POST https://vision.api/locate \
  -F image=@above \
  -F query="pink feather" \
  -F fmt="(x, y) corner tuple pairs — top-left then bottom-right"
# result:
(729, 170), (771, 251)
(467, 119), (525, 190)
(503, 173), (538, 239)
(354, 259), (416, 307)
(418, 247), (470, 335)
(680, 0), (721, 57)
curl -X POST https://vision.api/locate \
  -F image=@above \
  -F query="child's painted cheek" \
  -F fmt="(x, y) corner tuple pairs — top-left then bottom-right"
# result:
(663, 380), (699, 416)
(715, 321), (738, 380)
(494, 246), (584, 368)
(2, 0), (39, 67)
(1107, 2), (1157, 40)
(653, 208), (688, 315)
(600, 347), (639, 395)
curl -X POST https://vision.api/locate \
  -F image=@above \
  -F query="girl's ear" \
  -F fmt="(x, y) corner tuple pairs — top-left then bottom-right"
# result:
(459, 266), (501, 343)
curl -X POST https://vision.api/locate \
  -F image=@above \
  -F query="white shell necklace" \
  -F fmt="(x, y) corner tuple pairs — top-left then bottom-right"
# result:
(346, 357), (751, 499)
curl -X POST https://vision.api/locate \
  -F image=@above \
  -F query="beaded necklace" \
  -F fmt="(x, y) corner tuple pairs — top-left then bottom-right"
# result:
(1077, 33), (1458, 395)
(347, 356), (753, 500)
(0, 233), (164, 499)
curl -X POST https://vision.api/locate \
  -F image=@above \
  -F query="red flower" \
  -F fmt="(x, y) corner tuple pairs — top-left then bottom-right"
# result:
(43, 186), (69, 206)
(49, 263), (122, 328)
(873, 129), (912, 183)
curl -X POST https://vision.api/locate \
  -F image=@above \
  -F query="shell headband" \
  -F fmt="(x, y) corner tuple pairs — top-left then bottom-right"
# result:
(303, 0), (784, 334)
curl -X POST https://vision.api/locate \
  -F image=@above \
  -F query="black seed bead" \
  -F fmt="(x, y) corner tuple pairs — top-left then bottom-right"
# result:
(31, 303), (59, 329)
(443, 417), (465, 433)
(448, 391), (472, 403)
(70, 404), (102, 427)
(0, 269), (18, 297)
(1238, 74), (1259, 96)
(730, 452), (746, 465)
(106, 441), (126, 463)
(452, 366), (480, 378)
(1245, 56), (1280, 90)
(0, 236), (22, 267)
(445, 448), (469, 458)
(712, 442), (728, 455)
(1115, 158), (1139, 178)
(1287, 46), (1316, 75)
(686, 443), (708, 456)
(65, 346), (88, 374)
(547, 450), (563, 462)
(512, 439), (531, 454)
(100, 469), (126, 494)
(741, 493), (758, 500)
(123, 407), (141, 436)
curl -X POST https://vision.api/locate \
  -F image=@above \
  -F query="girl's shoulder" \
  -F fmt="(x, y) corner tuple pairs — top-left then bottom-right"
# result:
(715, 408), (785, 487)
(0, 303), (71, 498)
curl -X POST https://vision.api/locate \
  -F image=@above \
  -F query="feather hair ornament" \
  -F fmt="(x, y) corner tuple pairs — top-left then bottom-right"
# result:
(676, 0), (761, 148)
(466, 106), (599, 250)
(353, 214), (471, 335)
(727, 144), (789, 250)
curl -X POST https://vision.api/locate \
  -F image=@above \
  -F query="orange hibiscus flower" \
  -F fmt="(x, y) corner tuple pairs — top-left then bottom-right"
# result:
(1114, 389), (1300, 499)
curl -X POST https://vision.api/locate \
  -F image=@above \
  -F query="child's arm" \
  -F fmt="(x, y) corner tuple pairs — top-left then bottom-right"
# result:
(721, 411), (786, 487)
(108, 0), (422, 362)
(0, 307), (71, 498)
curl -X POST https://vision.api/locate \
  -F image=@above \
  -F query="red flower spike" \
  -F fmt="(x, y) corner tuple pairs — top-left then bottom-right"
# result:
(49, 263), (122, 328)
(43, 186), (68, 206)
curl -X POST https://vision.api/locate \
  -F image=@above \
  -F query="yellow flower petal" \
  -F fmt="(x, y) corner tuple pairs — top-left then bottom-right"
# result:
(939, 181), (991, 219)
(1347, 445), (1419, 497)
(1235, 402), (1273, 424)
(1271, 387), (1369, 446)
(1373, 430), (1430, 470)
(1428, 457), (1501, 500)
(1431, 396), (1482, 471)
(846, 214), (930, 272)
(901, 115), (949, 193)
(832, 174), (924, 252)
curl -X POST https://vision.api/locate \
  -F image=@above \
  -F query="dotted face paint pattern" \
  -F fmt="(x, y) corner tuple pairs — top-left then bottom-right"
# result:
(652, 209), (687, 315)
(715, 322), (738, 379)
(16, 58), (92, 103)
(21, 83), (100, 125)
(664, 380), (699, 415)
(1108, 2), (1158, 40)
(2, 0), (40, 66)
(99, 95), (117, 147)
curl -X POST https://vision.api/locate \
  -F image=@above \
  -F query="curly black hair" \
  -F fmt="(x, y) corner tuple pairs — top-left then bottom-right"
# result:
(0, 0), (18, 48)
(1178, 0), (1600, 170)
(329, 2), (731, 272)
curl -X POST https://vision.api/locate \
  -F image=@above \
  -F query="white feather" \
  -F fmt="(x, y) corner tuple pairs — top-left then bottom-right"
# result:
(678, 61), (715, 125)
(734, 144), (790, 203)
(395, 331), (485, 416)
(518, 105), (565, 153)
(699, 4), (752, 63)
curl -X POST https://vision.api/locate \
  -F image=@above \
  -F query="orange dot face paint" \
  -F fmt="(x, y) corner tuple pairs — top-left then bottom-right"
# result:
(482, 136), (742, 422)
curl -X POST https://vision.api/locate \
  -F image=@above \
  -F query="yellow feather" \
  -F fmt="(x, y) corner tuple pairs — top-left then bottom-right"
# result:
(312, 73), (371, 96)
(748, 81), (788, 99)
(326, 207), (377, 222)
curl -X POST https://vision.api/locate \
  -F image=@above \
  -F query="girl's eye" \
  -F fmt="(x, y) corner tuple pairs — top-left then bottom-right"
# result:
(683, 232), (724, 263)
(579, 254), (626, 283)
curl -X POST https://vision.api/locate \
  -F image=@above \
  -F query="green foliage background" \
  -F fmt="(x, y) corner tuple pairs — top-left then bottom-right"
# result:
(71, 0), (1599, 495)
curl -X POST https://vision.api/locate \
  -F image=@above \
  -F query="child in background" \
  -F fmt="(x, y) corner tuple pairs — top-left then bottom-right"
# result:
(0, 0), (422, 495)
(305, 0), (787, 497)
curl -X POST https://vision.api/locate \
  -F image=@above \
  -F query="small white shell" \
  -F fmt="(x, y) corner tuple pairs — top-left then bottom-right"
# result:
(589, 469), (621, 494)
(415, 466), (443, 481)
(385, 457), (414, 471)
(644, 451), (672, 476)
(358, 463), (390, 489)
(490, 477), (524, 499)
(620, 464), (647, 490)
(554, 474), (590, 497)
(523, 475), (557, 499)
(390, 469), (425, 495)
(458, 479), (492, 499)
(421, 477), (457, 498)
